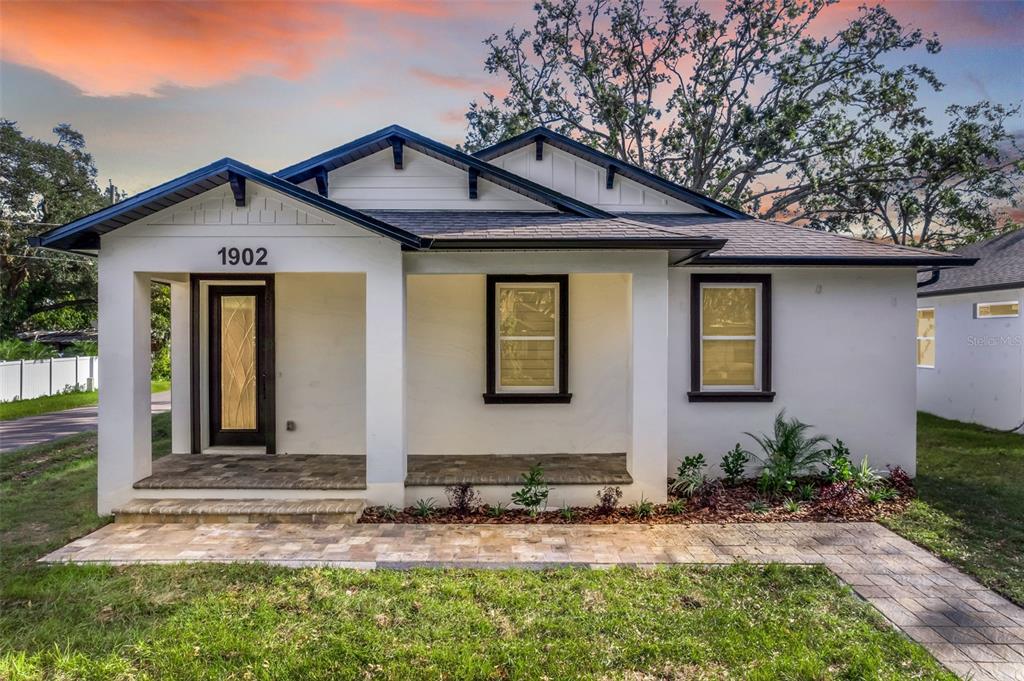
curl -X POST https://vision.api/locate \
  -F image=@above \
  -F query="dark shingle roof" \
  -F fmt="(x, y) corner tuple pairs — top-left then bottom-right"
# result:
(918, 229), (1024, 296)
(625, 214), (973, 266)
(363, 211), (726, 250)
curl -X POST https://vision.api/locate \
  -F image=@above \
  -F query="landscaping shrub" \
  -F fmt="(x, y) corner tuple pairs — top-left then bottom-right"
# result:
(852, 456), (882, 490)
(670, 453), (707, 497)
(486, 503), (508, 518)
(720, 443), (750, 485)
(824, 439), (854, 483)
(632, 496), (654, 519)
(595, 486), (622, 513)
(412, 498), (436, 517)
(444, 483), (480, 514)
(511, 464), (550, 517)
(747, 410), (831, 497)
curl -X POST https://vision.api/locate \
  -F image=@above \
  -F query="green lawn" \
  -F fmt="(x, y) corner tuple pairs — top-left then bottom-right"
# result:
(0, 415), (952, 680)
(882, 412), (1024, 605)
(0, 380), (171, 421)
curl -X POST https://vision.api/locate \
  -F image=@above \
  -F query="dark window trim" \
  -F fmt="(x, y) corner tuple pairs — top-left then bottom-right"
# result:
(190, 273), (276, 454)
(689, 273), (773, 403)
(485, 274), (570, 404)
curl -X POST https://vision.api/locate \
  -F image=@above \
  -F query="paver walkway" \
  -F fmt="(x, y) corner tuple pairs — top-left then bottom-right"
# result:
(43, 521), (1024, 680)
(0, 391), (170, 453)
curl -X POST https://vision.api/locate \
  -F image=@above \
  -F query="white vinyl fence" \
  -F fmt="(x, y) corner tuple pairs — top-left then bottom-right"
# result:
(0, 356), (99, 402)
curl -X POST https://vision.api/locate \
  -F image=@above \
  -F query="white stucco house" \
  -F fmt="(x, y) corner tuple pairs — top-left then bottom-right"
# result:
(33, 125), (972, 516)
(917, 229), (1023, 432)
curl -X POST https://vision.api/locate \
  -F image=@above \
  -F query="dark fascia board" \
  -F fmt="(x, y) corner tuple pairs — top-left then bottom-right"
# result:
(274, 124), (612, 219)
(688, 255), (978, 267)
(918, 280), (1024, 298)
(30, 158), (428, 251)
(474, 127), (750, 220)
(416, 237), (728, 251)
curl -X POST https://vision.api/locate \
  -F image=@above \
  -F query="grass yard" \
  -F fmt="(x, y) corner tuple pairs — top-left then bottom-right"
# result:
(0, 415), (953, 679)
(882, 412), (1024, 605)
(0, 380), (171, 421)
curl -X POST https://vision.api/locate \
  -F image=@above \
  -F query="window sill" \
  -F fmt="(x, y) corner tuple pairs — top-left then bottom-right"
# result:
(483, 392), (573, 404)
(687, 390), (775, 403)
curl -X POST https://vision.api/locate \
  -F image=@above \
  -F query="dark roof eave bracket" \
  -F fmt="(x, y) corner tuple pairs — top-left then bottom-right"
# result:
(313, 166), (329, 197)
(228, 171), (246, 207)
(391, 137), (404, 170)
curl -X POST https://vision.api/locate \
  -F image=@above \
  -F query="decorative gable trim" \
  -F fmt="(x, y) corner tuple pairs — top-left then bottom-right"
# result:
(475, 128), (750, 219)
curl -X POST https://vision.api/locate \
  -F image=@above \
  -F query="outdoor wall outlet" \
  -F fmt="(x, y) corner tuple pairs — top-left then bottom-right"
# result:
(286, 420), (296, 431)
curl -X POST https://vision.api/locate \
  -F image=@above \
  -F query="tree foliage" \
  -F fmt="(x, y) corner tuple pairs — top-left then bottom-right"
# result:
(0, 120), (112, 337)
(465, 0), (1021, 248)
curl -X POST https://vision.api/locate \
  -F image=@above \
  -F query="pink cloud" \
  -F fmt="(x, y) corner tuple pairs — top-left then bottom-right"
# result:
(411, 67), (489, 90)
(0, 0), (458, 97)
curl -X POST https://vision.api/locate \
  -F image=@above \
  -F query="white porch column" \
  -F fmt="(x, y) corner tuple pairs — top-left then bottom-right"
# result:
(168, 277), (191, 454)
(97, 266), (152, 514)
(364, 254), (406, 505)
(629, 260), (670, 503)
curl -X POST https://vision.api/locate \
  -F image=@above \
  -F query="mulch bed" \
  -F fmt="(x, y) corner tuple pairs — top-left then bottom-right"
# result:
(359, 478), (914, 525)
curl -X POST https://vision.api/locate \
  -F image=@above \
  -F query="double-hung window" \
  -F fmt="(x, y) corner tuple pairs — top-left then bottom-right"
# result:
(689, 274), (773, 402)
(484, 275), (570, 403)
(916, 308), (935, 368)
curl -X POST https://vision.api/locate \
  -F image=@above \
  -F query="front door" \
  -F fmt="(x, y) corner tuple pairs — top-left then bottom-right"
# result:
(209, 285), (269, 447)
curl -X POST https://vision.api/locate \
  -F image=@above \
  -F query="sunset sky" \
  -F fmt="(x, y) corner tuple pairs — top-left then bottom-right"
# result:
(1, 0), (1021, 195)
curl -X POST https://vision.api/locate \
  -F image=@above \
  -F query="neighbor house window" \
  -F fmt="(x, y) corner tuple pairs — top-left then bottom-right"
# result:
(484, 275), (570, 403)
(917, 308), (935, 368)
(976, 301), (1019, 318)
(689, 274), (773, 402)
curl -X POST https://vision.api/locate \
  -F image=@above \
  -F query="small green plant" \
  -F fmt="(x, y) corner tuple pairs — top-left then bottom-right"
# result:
(797, 483), (817, 502)
(559, 504), (574, 521)
(825, 439), (854, 483)
(670, 453), (707, 497)
(852, 457), (882, 490)
(412, 498), (436, 518)
(747, 411), (832, 497)
(67, 340), (98, 356)
(632, 496), (655, 519)
(782, 497), (800, 513)
(666, 499), (686, 515)
(866, 486), (900, 504)
(380, 504), (399, 521)
(747, 498), (770, 514)
(486, 503), (507, 518)
(595, 486), (623, 514)
(511, 464), (550, 517)
(720, 443), (750, 485)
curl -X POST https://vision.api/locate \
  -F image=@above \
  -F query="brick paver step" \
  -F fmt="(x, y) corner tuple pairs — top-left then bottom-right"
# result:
(112, 498), (365, 524)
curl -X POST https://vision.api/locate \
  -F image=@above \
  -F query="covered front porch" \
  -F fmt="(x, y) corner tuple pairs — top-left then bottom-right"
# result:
(101, 250), (668, 513)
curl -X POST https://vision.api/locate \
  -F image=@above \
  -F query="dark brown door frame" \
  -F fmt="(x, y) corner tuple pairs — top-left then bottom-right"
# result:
(190, 274), (276, 453)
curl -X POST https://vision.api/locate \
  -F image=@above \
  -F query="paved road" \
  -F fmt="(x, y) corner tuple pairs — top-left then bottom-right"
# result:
(0, 392), (170, 454)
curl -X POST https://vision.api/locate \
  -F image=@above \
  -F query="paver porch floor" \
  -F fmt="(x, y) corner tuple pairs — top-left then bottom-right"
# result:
(43, 521), (1024, 680)
(135, 452), (631, 490)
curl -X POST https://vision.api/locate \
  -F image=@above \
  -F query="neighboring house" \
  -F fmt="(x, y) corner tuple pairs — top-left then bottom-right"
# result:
(917, 229), (1024, 432)
(32, 125), (971, 516)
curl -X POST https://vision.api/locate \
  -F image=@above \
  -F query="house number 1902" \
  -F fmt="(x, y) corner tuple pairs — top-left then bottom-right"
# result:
(217, 247), (268, 266)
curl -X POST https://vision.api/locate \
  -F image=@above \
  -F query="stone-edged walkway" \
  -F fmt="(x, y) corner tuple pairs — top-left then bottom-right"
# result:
(42, 521), (1024, 680)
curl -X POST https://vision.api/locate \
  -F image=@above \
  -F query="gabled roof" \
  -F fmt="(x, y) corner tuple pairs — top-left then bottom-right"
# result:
(275, 124), (611, 219)
(30, 158), (428, 251)
(473, 127), (750, 220)
(630, 214), (976, 266)
(918, 229), (1024, 296)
